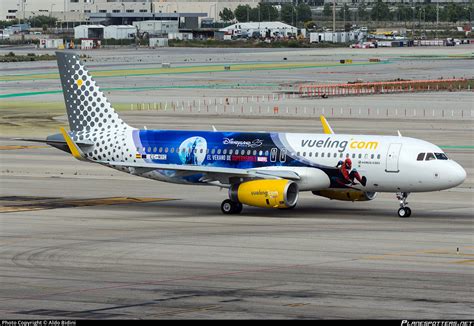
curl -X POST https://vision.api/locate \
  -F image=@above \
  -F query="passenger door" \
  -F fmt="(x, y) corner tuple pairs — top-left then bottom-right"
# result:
(386, 143), (402, 173)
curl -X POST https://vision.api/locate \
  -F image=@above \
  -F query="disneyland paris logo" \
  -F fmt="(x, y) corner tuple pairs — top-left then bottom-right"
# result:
(223, 138), (263, 148)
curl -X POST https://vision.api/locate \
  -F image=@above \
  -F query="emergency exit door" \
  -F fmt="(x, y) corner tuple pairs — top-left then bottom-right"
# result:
(386, 143), (402, 173)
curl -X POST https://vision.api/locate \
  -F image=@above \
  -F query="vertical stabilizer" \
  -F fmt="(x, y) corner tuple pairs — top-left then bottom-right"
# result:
(56, 51), (130, 133)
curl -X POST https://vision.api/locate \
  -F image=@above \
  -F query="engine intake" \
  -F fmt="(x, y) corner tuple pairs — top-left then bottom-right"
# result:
(313, 189), (377, 202)
(230, 179), (299, 209)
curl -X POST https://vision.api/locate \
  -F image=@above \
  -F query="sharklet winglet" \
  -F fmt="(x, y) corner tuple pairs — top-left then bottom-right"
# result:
(59, 127), (87, 161)
(320, 115), (334, 134)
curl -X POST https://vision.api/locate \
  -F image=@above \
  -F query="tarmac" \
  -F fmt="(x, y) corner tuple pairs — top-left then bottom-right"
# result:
(0, 46), (473, 319)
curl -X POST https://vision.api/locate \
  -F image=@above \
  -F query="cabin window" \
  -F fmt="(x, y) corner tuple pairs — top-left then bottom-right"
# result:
(377, 154), (381, 159)
(211, 149), (216, 154)
(352, 153), (356, 159)
(309, 152), (312, 157)
(417, 153), (425, 161)
(217, 149), (221, 155)
(315, 152), (318, 157)
(265, 150), (269, 156)
(435, 153), (448, 160)
(159, 147), (163, 153)
(425, 153), (436, 161)
(321, 153), (324, 158)
(170, 147), (174, 153)
(280, 149), (287, 162)
(371, 154), (374, 159)
(270, 148), (277, 162)
(229, 149), (233, 155)
(334, 153), (337, 158)
(223, 149), (227, 155)
(153, 147), (157, 153)
(147, 147), (151, 153)
(358, 153), (362, 159)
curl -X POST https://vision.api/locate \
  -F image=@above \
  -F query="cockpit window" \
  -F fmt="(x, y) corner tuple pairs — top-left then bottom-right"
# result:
(425, 153), (436, 161)
(435, 153), (448, 160)
(416, 153), (425, 161)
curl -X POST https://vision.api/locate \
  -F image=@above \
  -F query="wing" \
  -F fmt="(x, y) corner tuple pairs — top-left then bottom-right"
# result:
(100, 160), (301, 187)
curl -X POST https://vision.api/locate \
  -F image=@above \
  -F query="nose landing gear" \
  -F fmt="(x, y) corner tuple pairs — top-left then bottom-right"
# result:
(396, 192), (411, 218)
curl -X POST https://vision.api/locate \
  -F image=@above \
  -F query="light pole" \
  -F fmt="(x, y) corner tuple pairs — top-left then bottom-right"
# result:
(210, 3), (216, 25)
(50, 3), (55, 18)
(436, 2), (439, 39)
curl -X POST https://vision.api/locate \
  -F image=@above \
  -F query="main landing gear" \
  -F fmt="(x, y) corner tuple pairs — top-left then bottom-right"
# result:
(221, 199), (243, 215)
(396, 192), (411, 218)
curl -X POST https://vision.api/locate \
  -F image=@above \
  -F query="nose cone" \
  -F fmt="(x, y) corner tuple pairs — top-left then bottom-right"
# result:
(447, 161), (467, 187)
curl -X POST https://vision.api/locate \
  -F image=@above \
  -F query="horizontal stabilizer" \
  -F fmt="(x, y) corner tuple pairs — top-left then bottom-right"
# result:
(13, 137), (93, 147)
(59, 127), (88, 161)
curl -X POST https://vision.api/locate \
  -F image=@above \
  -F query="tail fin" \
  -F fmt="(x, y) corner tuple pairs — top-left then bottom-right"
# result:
(56, 51), (130, 133)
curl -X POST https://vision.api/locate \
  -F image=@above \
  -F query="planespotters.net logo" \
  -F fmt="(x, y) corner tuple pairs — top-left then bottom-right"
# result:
(402, 321), (473, 326)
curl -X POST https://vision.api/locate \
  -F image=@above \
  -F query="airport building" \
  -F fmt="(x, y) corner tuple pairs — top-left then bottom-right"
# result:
(1, 0), (260, 23)
(220, 22), (297, 38)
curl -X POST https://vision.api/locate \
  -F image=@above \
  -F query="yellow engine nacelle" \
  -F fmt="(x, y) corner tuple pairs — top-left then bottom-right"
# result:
(229, 179), (299, 209)
(312, 189), (377, 202)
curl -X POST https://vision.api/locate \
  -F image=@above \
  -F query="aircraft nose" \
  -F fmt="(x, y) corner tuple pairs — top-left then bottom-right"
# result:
(448, 161), (467, 187)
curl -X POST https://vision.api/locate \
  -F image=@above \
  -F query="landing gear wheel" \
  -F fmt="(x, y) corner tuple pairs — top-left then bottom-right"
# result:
(396, 192), (412, 218)
(398, 207), (411, 218)
(221, 199), (242, 215)
(233, 202), (243, 214)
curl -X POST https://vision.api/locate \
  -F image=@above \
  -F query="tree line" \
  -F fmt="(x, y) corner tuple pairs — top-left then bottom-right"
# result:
(323, 0), (473, 23)
(0, 16), (58, 29)
(219, 3), (312, 26)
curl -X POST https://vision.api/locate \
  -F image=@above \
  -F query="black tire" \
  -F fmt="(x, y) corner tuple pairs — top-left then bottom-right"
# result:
(221, 199), (235, 214)
(405, 207), (412, 217)
(398, 207), (411, 218)
(234, 202), (243, 214)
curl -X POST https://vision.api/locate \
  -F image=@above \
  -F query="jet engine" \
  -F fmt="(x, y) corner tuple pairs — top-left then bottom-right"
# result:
(312, 189), (377, 202)
(229, 179), (299, 209)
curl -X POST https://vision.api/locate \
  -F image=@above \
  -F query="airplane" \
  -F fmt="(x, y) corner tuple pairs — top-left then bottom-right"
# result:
(19, 52), (467, 218)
